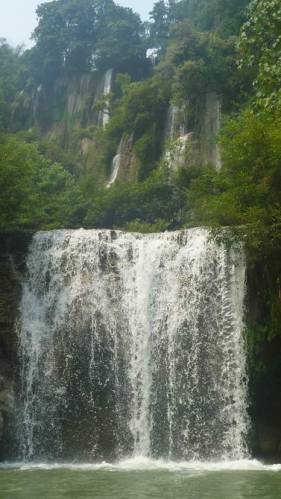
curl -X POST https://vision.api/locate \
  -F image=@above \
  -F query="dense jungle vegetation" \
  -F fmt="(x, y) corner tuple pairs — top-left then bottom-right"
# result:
(1, 0), (281, 259)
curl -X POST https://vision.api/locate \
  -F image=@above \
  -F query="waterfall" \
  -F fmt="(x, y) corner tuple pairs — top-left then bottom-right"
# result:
(165, 105), (185, 142)
(106, 134), (135, 187)
(97, 69), (113, 128)
(106, 138), (123, 188)
(165, 105), (178, 141)
(18, 229), (249, 463)
(106, 151), (121, 188)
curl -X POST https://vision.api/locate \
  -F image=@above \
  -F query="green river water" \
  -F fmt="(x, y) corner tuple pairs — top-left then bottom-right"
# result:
(1, 460), (281, 499)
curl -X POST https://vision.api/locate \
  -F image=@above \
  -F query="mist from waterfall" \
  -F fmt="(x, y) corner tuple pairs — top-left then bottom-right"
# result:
(18, 229), (249, 463)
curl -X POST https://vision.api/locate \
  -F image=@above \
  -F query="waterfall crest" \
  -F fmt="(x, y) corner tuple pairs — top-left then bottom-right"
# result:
(18, 229), (249, 462)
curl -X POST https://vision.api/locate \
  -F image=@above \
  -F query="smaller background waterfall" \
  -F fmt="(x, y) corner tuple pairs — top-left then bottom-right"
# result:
(165, 105), (184, 142)
(106, 134), (135, 187)
(18, 229), (248, 463)
(97, 69), (113, 128)
(107, 149), (122, 187)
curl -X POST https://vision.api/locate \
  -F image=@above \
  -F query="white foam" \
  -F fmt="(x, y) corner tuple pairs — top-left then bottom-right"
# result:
(1, 458), (281, 473)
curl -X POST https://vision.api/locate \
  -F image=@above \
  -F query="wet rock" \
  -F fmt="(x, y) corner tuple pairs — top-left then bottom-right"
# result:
(0, 232), (32, 459)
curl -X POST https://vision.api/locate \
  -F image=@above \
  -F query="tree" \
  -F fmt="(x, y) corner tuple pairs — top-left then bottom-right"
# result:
(238, 0), (281, 111)
(186, 108), (281, 256)
(0, 133), (82, 230)
(94, 5), (147, 76)
(0, 40), (25, 129)
(160, 22), (239, 109)
(170, 0), (249, 35)
(30, 0), (147, 83)
(84, 169), (180, 229)
(148, 0), (172, 51)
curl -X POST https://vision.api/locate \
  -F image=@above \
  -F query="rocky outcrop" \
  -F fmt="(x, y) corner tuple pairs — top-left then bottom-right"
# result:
(196, 92), (221, 170)
(107, 134), (138, 186)
(164, 92), (222, 173)
(32, 72), (112, 133)
(0, 232), (32, 459)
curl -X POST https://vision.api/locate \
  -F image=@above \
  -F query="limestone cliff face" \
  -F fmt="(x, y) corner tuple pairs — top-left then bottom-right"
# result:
(31, 71), (113, 142)
(21, 69), (223, 188)
(17, 70), (116, 185)
(196, 92), (222, 170)
(163, 92), (222, 174)
(0, 233), (32, 459)
(107, 134), (138, 187)
(106, 92), (222, 188)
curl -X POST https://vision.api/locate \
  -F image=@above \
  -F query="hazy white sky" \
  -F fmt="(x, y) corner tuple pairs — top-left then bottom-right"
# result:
(0, 0), (154, 47)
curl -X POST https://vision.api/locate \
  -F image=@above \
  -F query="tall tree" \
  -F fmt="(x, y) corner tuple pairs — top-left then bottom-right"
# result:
(148, 0), (172, 51)
(170, 0), (249, 35)
(30, 0), (146, 82)
(238, 0), (281, 111)
(0, 40), (25, 129)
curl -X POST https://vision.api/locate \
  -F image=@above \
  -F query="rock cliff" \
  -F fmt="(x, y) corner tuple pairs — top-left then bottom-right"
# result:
(0, 233), (32, 459)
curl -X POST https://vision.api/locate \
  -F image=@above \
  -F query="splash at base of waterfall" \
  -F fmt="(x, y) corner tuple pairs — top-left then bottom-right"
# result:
(2, 458), (280, 472)
(18, 228), (249, 463)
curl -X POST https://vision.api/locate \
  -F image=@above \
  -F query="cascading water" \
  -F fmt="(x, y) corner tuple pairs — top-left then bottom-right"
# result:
(165, 105), (185, 142)
(97, 69), (113, 128)
(106, 133), (135, 187)
(18, 229), (249, 463)
(106, 137), (123, 188)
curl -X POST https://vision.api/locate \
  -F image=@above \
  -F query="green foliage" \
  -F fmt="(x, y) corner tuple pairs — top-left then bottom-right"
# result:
(148, 0), (249, 53)
(134, 130), (163, 180)
(29, 0), (147, 83)
(148, 0), (172, 51)
(112, 77), (168, 136)
(83, 169), (182, 229)
(99, 75), (169, 181)
(170, 0), (249, 36)
(238, 0), (281, 111)
(38, 137), (79, 174)
(0, 0), (277, 248)
(79, 125), (115, 182)
(124, 218), (170, 233)
(186, 108), (281, 257)
(164, 22), (244, 110)
(0, 40), (26, 129)
(94, 4), (148, 76)
(0, 133), (82, 230)
(33, 159), (83, 229)
(0, 134), (37, 228)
